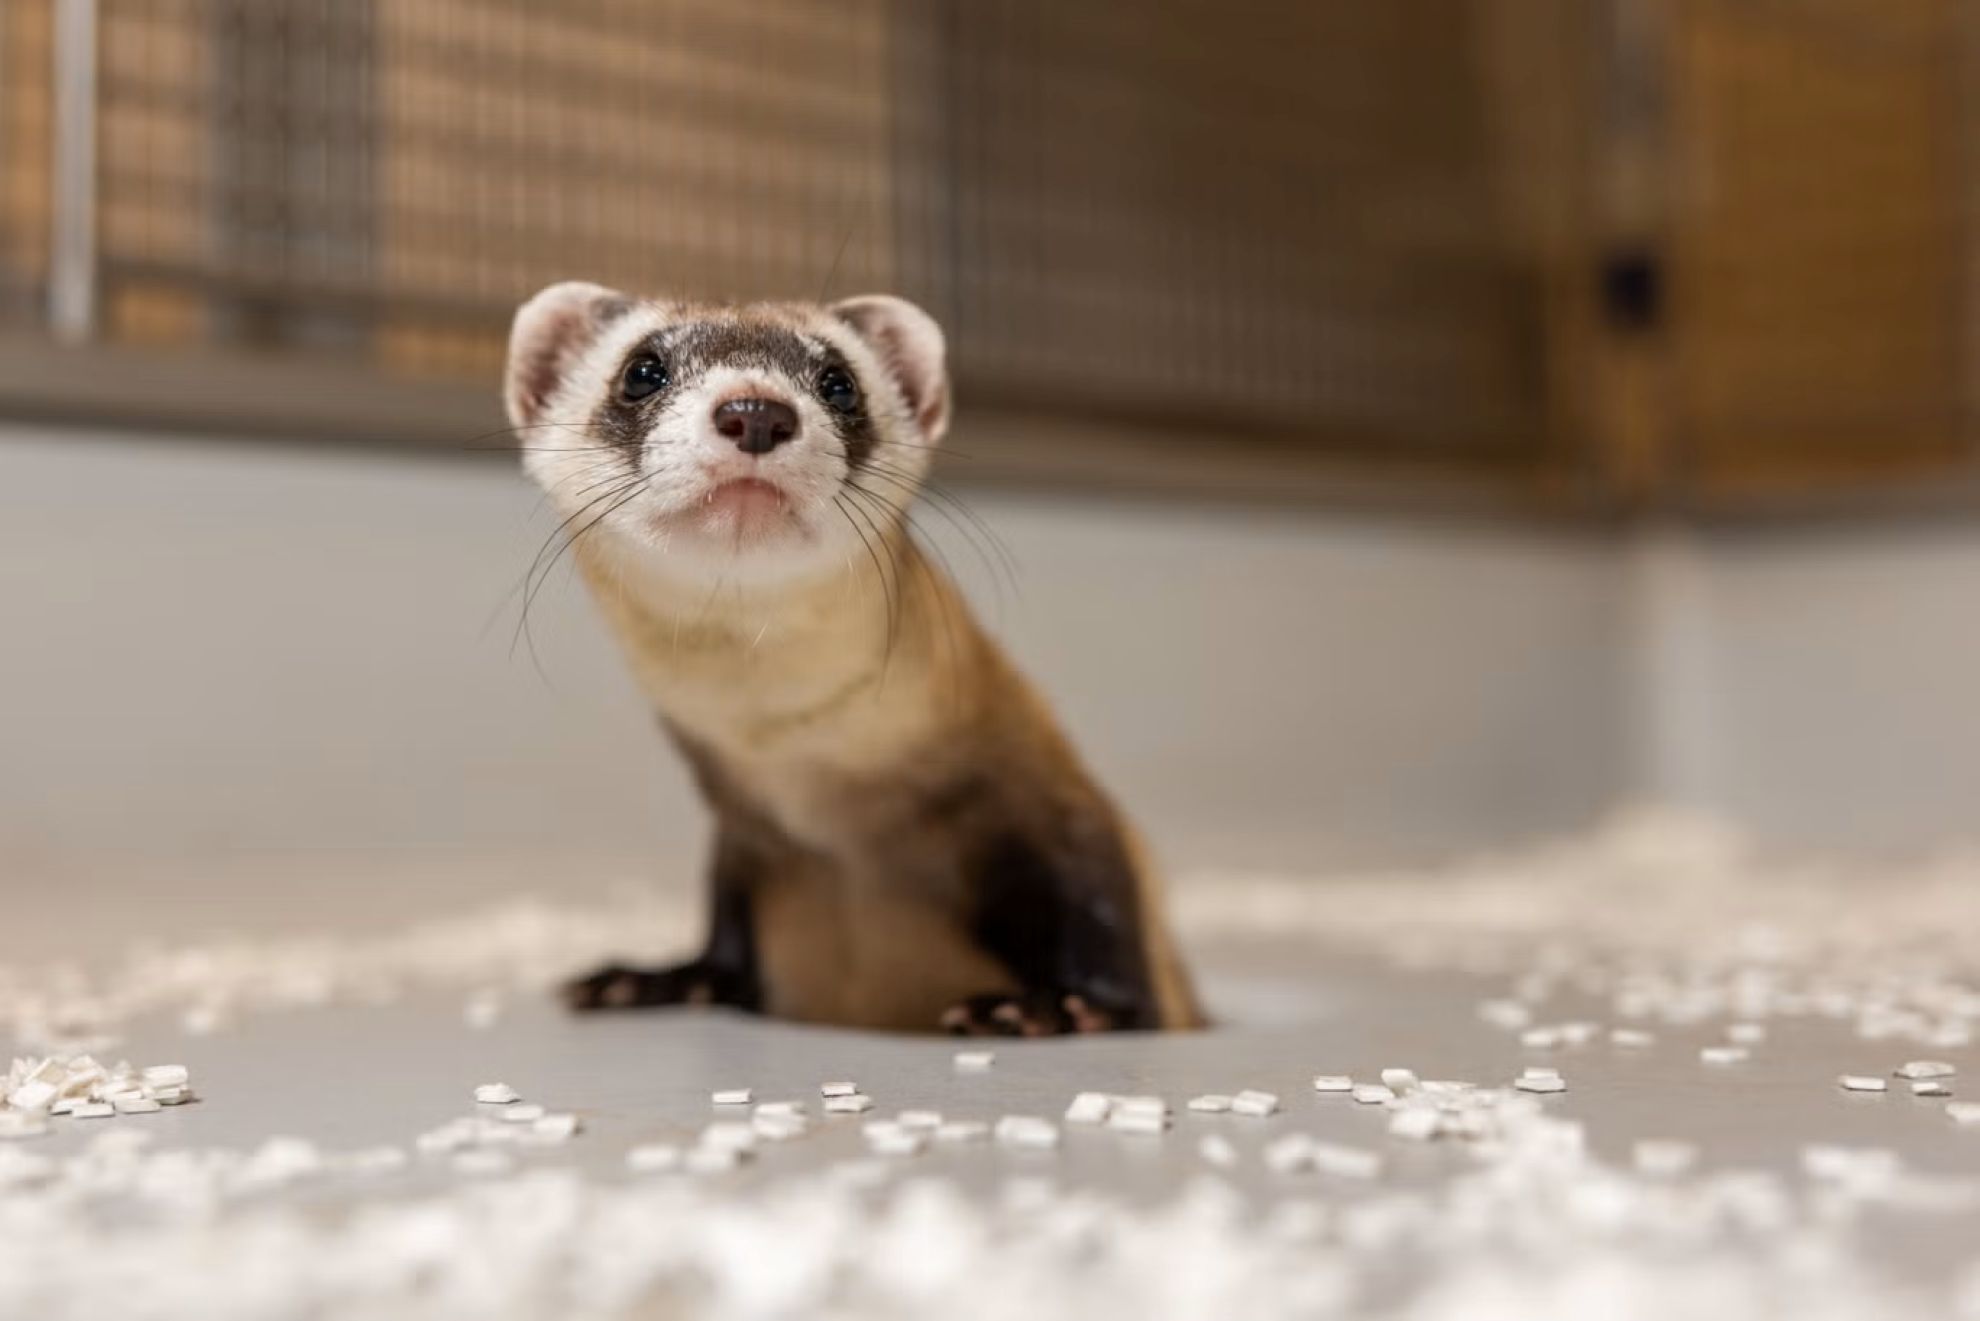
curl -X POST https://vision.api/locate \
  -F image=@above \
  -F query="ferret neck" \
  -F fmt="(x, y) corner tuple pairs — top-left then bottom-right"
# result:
(579, 522), (910, 647)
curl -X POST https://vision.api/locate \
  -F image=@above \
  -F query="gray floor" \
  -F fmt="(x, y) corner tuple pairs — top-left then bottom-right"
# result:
(7, 922), (1979, 1319)
(36, 943), (1973, 1201)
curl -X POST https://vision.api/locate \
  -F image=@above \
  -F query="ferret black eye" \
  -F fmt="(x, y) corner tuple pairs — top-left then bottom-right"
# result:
(818, 366), (860, 414)
(621, 355), (670, 402)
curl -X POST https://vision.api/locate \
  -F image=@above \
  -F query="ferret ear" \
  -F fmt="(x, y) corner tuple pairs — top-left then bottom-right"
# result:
(505, 281), (634, 429)
(831, 294), (951, 442)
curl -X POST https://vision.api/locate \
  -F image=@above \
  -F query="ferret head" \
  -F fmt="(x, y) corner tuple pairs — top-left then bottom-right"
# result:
(504, 283), (950, 585)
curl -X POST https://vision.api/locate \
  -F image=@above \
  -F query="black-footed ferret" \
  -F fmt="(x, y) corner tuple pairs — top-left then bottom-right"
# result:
(504, 282), (1203, 1034)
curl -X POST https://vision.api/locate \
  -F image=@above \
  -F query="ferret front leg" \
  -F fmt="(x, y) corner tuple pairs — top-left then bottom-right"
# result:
(945, 830), (1159, 1035)
(562, 832), (765, 1013)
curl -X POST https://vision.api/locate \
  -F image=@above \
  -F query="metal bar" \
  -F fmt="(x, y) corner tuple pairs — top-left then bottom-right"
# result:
(48, 0), (97, 341)
(0, 8), (10, 267)
(1964, 0), (1980, 447)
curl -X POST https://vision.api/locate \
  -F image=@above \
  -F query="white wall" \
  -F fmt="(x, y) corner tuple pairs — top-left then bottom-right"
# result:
(1629, 520), (1980, 853)
(0, 427), (1632, 947)
(13, 423), (1980, 958)
(962, 499), (1632, 869)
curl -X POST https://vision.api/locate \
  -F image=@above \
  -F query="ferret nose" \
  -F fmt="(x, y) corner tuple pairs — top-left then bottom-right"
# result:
(712, 397), (799, 455)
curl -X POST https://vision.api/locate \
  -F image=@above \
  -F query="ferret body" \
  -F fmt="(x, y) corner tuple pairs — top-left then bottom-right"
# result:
(505, 283), (1202, 1034)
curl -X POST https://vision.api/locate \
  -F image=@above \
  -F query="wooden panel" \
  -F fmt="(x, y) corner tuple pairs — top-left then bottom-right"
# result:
(1668, 0), (1973, 497)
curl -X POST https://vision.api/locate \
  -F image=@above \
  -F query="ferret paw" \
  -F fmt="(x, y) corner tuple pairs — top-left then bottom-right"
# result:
(940, 990), (1118, 1037)
(560, 961), (746, 1012)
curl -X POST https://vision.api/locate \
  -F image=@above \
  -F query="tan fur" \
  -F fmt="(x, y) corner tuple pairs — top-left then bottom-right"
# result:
(575, 525), (1204, 1031)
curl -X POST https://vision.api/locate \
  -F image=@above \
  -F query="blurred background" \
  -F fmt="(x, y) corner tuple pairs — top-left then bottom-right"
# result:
(1, 0), (1976, 950)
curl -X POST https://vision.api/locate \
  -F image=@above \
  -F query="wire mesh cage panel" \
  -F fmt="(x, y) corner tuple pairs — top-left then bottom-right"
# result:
(918, 4), (1569, 455)
(1666, 0), (1979, 495)
(9, 0), (1581, 481)
(87, 0), (906, 375)
(2, 0), (1972, 504)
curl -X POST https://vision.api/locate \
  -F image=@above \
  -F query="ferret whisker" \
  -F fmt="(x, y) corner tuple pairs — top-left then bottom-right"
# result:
(889, 466), (1017, 567)
(814, 205), (862, 306)
(456, 419), (604, 452)
(558, 460), (648, 502)
(509, 473), (649, 668)
(831, 490), (897, 657)
(689, 570), (738, 639)
(839, 480), (927, 591)
(845, 456), (1021, 605)
(481, 454), (637, 639)
(516, 476), (653, 669)
(511, 444), (636, 455)
(920, 476), (1022, 599)
(843, 480), (970, 710)
(863, 436), (985, 461)
(832, 491), (901, 674)
(860, 463), (1018, 588)
(514, 455), (642, 538)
